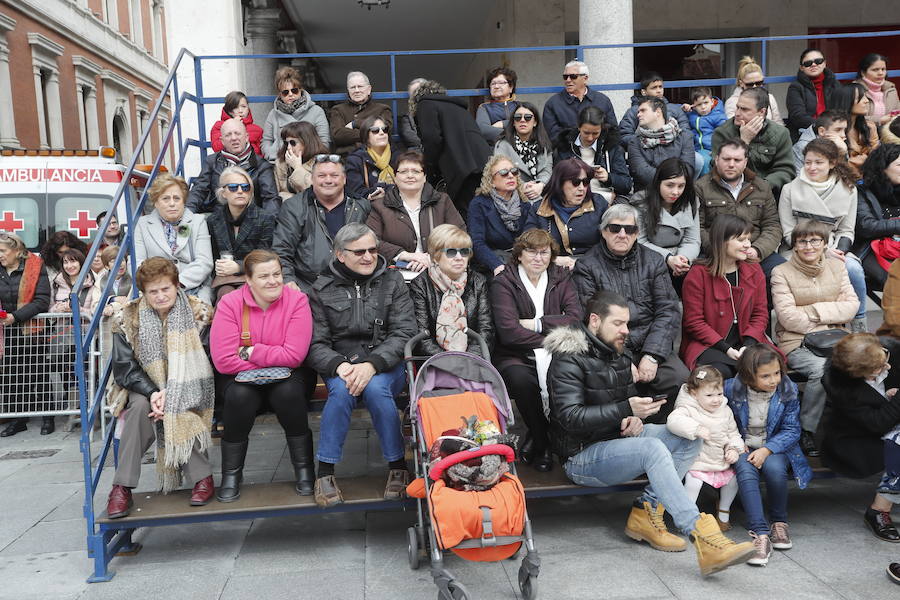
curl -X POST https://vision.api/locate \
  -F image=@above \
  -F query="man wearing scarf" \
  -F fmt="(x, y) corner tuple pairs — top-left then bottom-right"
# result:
(627, 96), (695, 191)
(187, 119), (281, 215)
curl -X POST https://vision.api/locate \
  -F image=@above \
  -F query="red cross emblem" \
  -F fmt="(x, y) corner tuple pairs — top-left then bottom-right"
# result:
(69, 210), (97, 238)
(0, 210), (24, 233)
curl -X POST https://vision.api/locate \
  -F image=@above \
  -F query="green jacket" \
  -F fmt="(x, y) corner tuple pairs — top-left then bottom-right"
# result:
(711, 118), (796, 192)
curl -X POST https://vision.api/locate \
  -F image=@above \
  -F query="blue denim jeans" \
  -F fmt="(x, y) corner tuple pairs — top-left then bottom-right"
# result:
(563, 424), (703, 535)
(316, 363), (406, 465)
(844, 253), (867, 320)
(733, 451), (790, 535)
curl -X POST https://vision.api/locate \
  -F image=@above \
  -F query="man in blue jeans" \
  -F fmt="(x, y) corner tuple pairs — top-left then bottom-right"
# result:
(544, 290), (755, 576)
(306, 223), (416, 508)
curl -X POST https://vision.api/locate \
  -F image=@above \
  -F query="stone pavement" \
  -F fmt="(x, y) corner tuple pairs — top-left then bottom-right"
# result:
(0, 308), (897, 599)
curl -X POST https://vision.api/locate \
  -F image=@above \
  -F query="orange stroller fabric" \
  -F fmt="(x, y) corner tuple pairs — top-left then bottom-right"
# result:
(418, 391), (500, 447)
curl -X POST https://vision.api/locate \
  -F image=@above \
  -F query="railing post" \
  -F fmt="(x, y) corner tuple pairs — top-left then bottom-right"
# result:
(173, 77), (185, 177)
(194, 55), (207, 162)
(761, 39), (768, 75)
(390, 53), (399, 134)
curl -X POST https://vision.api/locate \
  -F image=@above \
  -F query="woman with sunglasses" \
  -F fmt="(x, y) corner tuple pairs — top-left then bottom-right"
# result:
(205, 166), (275, 303)
(494, 102), (553, 201)
(786, 48), (839, 142)
(469, 155), (532, 276)
(724, 56), (783, 123)
(409, 224), (493, 357)
(274, 121), (328, 201)
(525, 158), (609, 270)
(345, 115), (400, 201)
(134, 174), (214, 304)
(854, 53), (900, 128)
(261, 66), (330, 162)
(555, 106), (631, 204)
(822, 334), (900, 542)
(680, 214), (779, 378)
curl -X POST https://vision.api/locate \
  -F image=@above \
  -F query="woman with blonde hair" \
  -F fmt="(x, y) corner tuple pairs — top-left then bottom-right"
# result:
(724, 56), (783, 123)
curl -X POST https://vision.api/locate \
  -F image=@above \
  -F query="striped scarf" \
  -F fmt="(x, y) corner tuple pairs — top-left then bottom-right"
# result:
(220, 143), (253, 167)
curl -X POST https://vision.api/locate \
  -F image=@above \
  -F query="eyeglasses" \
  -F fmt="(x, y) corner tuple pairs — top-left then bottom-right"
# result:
(513, 113), (534, 122)
(490, 80), (509, 87)
(223, 183), (251, 192)
(605, 223), (639, 235)
(368, 126), (389, 134)
(286, 139), (300, 147)
(280, 87), (300, 97)
(523, 248), (552, 258)
(795, 238), (825, 248)
(563, 73), (585, 80)
(397, 168), (423, 176)
(745, 80), (766, 88)
(344, 246), (378, 257)
(492, 167), (519, 178)
(314, 154), (341, 164)
(568, 177), (591, 187)
(801, 57), (826, 68)
(443, 247), (472, 258)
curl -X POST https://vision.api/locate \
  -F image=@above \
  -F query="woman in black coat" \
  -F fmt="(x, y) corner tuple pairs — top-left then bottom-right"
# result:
(344, 115), (401, 201)
(409, 224), (493, 357)
(851, 143), (900, 291)
(822, 334), (900, 542)
(786, 48), (839, 141)
(410, 80), (492, 218)
(554, 106), (632, 201)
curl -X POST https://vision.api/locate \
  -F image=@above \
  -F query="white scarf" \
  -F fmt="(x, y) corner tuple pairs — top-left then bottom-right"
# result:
(518, 265), (553, 416)
(798, 171), (837, 197)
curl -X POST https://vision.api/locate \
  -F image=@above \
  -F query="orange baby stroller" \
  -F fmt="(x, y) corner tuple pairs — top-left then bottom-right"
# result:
(404, 331), (540, 600)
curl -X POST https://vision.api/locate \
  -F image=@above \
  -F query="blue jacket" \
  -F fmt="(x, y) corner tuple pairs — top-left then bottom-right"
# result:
(524, 195), (608, 257)
(725, 376), (812, 488)
(468, 194), (530, 272)
(542, 88), (617, 145)
(686, 97), (728, 152)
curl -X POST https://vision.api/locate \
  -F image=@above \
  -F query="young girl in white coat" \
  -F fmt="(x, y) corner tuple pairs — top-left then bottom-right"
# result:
(667, 365), (745, 531)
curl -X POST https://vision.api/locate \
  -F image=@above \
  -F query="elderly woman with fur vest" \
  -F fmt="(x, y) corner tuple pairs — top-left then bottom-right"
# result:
(104, 258), (216, 519)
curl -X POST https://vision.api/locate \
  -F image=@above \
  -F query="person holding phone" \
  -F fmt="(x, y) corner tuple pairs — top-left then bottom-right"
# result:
(345, 115), (400, 201)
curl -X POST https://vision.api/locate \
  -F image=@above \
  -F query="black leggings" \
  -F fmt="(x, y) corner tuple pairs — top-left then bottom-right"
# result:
(501, 364), (550, 452)
(221, 369), (309, 443)
(695, 347), (738, 379)
(863, 251), (888, 292)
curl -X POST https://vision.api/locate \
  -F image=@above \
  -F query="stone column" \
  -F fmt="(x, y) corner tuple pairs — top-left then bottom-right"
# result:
(580, 0), (634, 122)
(243, 7), (282, 125)
(85, 87), (100, 148)
(0, 14), (19, 148)
(45, 70), (65, 148)
(76, 84), (88, 148)
(33, 66), (49, 149)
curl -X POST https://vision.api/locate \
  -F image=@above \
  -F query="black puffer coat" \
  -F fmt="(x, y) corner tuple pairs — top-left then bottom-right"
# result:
(408, 269), (494, 357)
(545, 324), (636, 460)
(851, 186), (900, 261)
(572, 242), (679, 361)
(785, 68), (838, 140)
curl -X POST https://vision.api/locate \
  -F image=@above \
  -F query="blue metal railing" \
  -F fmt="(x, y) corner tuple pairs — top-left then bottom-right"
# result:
(71, 28), (899, 583)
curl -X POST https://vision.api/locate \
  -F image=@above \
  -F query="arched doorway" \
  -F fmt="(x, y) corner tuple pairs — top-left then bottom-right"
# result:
(111, 108), (131, 162)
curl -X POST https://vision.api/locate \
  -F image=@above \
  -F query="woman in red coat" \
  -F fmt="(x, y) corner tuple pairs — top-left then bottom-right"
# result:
(680, 214), (776, 377)
(210, 91), (264, 156)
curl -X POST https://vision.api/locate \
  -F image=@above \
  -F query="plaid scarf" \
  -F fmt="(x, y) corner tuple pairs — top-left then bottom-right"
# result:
(638, 117), (681, 149)
(428, 264), (468, 351)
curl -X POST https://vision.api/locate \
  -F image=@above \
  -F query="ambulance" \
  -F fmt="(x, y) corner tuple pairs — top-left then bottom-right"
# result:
(0, 147), (137, 250)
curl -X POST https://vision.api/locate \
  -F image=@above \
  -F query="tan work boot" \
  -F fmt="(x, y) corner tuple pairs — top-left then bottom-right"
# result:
(624, 500), (687, 552)
(691, 513), (757, 576)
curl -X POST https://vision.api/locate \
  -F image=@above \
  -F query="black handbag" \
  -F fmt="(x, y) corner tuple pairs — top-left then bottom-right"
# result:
(802, 328), (849, 357)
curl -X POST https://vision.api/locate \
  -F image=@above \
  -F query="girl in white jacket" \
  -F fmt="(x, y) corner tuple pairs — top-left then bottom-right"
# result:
(667, 366), (745, 530)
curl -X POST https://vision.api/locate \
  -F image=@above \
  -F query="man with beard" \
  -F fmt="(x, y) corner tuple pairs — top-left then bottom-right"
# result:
(544, 290), (755, 576)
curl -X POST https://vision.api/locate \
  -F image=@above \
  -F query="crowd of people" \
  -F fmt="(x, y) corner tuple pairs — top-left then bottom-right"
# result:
(2, 49), (900, 580)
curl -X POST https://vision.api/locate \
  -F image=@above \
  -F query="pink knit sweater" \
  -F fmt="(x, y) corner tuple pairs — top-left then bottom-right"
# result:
(210, 284), (313, 374)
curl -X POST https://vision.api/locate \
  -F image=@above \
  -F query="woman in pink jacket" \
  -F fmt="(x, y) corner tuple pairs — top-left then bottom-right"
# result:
(210, 249), (313, 502)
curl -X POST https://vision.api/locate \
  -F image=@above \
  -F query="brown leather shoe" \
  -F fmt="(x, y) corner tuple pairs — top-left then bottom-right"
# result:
(107, 485), (133, 519)
(384, 469), (410, 500)
(190, 475), (215, 506)
(314, 475), (344, 508)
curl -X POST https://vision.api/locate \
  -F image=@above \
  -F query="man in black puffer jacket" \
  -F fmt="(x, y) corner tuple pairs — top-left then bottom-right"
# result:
(573, 203), (688, 421)
(545, 290), (755, 576)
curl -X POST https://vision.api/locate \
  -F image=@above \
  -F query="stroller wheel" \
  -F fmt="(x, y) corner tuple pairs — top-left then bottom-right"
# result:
(519, 565), (538, 600)
(407, 526), (420, 570)
(439, 580), (470, 600)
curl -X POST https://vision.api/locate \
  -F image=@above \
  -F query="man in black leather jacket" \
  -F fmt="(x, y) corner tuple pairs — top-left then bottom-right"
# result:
(545, 290), (755, 575)
(573, 203), (688, 421)
(305, 223), (416, 509)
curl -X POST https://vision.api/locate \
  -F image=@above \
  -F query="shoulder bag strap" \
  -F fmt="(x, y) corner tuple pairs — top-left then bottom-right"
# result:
(368, 277), (389, 349)
(241, 302), (252, 347)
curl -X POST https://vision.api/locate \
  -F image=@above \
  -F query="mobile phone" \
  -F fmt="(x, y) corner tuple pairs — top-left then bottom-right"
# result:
(394, 260), (410, 269)
(652, 394), (668, 402)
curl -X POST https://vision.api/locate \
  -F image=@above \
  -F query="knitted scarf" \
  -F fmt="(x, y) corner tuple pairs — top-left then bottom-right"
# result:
(863, 77), (886, 119)
(18, 253), (44, 335)
(106, 292), (214, 493)
(367, 145), (396, 184)
(798, 171), (837, 198)
(638, 117), (681, 149)
(428, 264), (468, 351)
(811, 72), (826, 117)
(789, 249), (824, 279)
(220, 143), (253, 168)
(276, 95), (304, 115)
(490, 189), (522, 232)
(514, 137), (539, 178)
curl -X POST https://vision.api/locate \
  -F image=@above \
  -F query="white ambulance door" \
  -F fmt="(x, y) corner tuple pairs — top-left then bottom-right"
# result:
(0, 160), (47, 250)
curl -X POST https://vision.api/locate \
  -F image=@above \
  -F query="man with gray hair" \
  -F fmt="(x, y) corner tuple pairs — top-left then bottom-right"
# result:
(572, 203), (687, 419)
(329, 71), (393, 156)
(305, 222), (416, 508)
(542, 60), (617, 143)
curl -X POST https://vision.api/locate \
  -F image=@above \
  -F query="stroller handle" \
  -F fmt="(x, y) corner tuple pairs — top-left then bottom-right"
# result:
(404, 329), (491, 360)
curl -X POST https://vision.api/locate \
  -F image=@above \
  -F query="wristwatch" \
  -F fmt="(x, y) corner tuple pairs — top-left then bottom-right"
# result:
(239, 346), (250, 361)
(644, 355), (659, 364)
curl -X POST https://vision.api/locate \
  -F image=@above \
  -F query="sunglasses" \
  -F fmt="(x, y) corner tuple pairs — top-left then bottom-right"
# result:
(286, 139), (300, 147)
(345, 246), (378, 257)
(223, 183), (251, 192)
(568, 177), (591, 187)
(368, 126), (389, 134)
(314, 154), (341, 163)
(745, 80), (766, 88)
(443, 247), (472, 258)
(801, 57), (826, 68)
(562, 73), (585, 80)
(493, 167), (519, 177)
(605, 223), (639, 235)
(279, 87), (300, 97)
(513, 113), (535, 122)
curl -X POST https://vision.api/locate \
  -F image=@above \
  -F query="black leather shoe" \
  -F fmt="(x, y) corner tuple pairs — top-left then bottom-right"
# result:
(889, 563), (900, 584)
(0, 419), (27, 437)
(800, 430), (819, 457)
(865, 508), (900, 542)
(40, 417), (54, 435)
(519, 433), (534, 464)
(532, 448), (553, 472)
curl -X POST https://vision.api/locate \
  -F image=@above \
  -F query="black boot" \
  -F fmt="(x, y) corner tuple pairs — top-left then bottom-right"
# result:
(216, 440), (248, 503)
(286, 433), (315, 496)
(0, 418), (27, 437)
(800, 430), (819, 457)
(41, 416), (55, 435)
